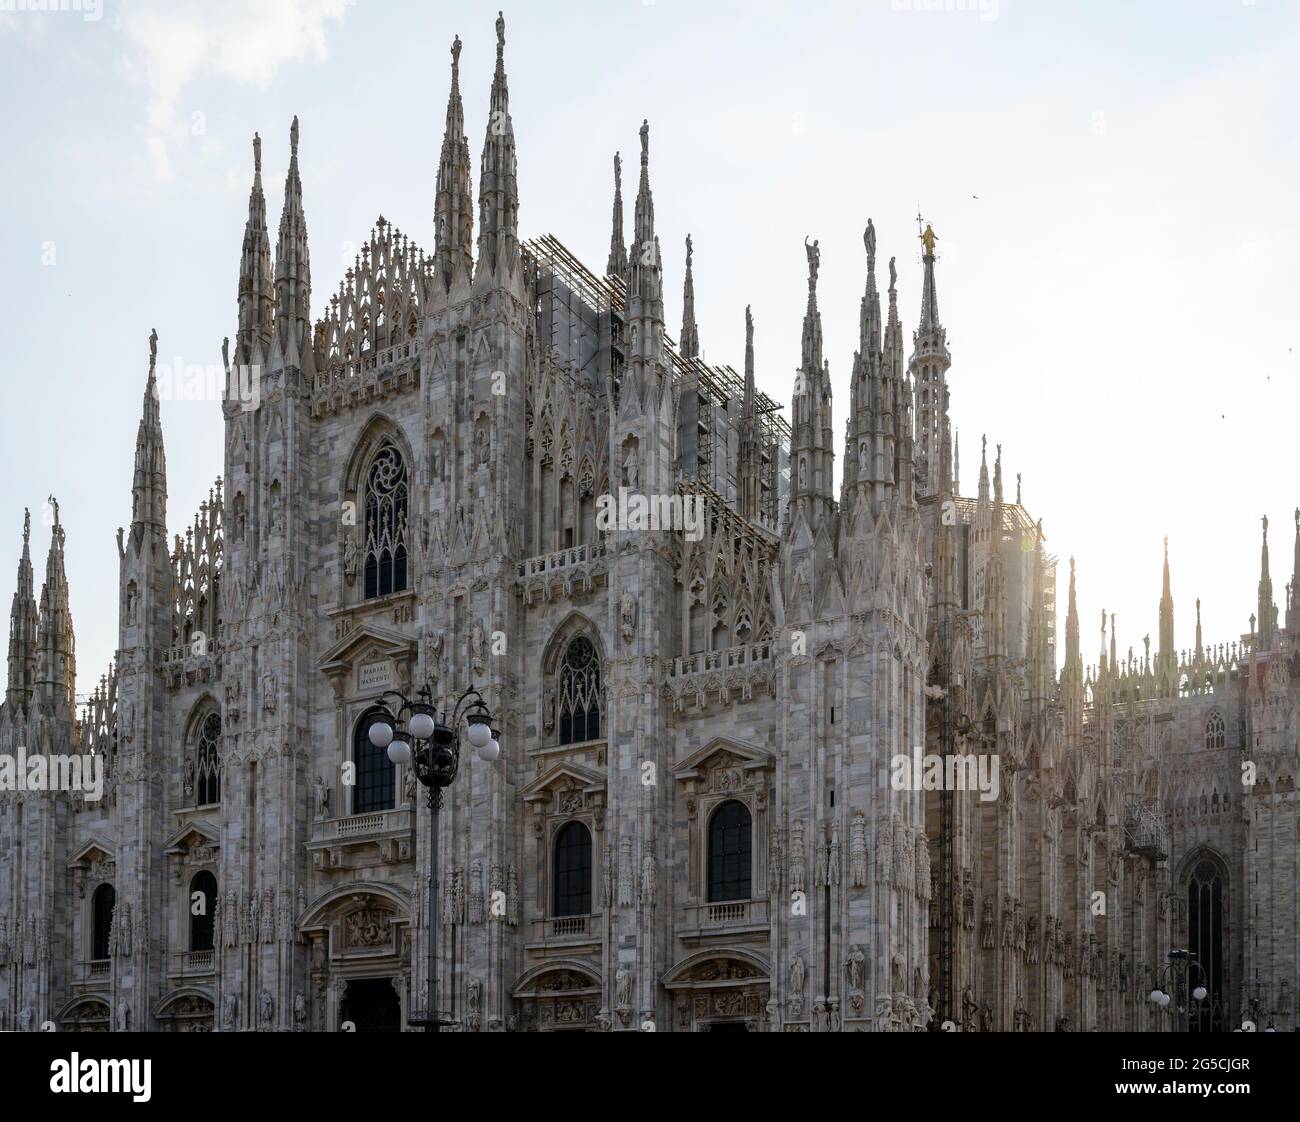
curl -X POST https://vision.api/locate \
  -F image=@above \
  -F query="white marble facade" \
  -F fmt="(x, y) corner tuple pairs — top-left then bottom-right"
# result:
(1, 18), (1296, 1033)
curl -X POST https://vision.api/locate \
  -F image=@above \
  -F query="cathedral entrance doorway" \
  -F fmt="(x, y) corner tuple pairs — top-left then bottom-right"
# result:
(340, 977), (401, 1032)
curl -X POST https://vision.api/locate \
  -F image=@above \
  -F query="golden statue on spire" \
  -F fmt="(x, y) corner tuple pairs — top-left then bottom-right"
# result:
(920, 222), (938, 257)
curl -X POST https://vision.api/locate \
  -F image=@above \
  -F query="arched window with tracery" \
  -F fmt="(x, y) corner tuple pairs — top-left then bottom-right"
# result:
(363, 441), (408, 600)
(1205, 710), (1225, 751)
(91, 883), (115, 961)
(708, 800), (752, 902)
(189, 870), (217, 952)
(1186, 856), (1227, 1032)
(193, 712), (222, 806)
(553, 821), (592, 917)
(558, 637), (602, 745)
(354, 709), (395, 814)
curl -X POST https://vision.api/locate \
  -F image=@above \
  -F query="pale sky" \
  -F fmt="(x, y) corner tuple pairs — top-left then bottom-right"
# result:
(2, 0), (1298, 701)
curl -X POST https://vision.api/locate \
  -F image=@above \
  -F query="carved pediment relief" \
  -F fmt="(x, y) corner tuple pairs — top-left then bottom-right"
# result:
(66, 837), (116, 872)
(672, 737), (775, 787)
(511, 959), (602, 999)
(162, 822), (221, 863)
(342, 904), (396, 952)
(521, 761), (606, 810)
(662, 949), (771, 990)
(690, 958), (763, 982)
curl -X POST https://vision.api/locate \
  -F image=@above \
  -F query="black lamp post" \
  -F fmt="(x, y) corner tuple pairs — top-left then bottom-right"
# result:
(366, 683), (499, 1031)
(1149, 949), (1208, 1032)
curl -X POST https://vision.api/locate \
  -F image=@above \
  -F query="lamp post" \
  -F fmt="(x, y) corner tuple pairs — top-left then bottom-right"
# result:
(366, 683), (499, 1031)
(1148, 949), (1208, 1032)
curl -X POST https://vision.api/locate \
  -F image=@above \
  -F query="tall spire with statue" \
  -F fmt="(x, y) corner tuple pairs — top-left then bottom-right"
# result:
(911, 217), (952, 501)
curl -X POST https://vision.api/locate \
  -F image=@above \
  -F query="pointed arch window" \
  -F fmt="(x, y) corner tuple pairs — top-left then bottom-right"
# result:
(195, 712), (222, 806)
(189, 870), (217, 953)
(1205, 710), (1225, 751)
(708, 801), (752, 902)
(1186, 858), (1226, 1032)
(363, 441), (408, 600)
(91, 883), (115, 961)
(558, 637), (602, 746)
(553, 821), (593, 917)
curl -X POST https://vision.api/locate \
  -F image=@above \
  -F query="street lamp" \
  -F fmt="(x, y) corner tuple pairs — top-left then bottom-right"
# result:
(367, 683), (500, 1031)
(1148, 949), (1209, 1032)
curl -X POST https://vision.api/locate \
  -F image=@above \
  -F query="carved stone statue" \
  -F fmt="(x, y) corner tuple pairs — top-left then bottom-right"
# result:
(470, 621), (486, 672)
(874, 818), (893, 885)
(342, 534), (358, 585)
(603, 843), (615, 908)
(788, 820), (806, 893)
(640, 843), (656, 908)
(961, 985), (977, 1032)
(787, 954), (806, 1017)
(314, 775), (331, 820)
(261, 672), (278, 715)
(466, 978), (482, 1030)
(268, 485), (283, 534)
(620, 592), (637, 643)
(615, 967), (633, 1013)
(259, 989), (274, 1026)
(293, 991), (307, 1031)
(621, 444), (639, 490)
(845, 944), (866, 1009)
(542, 685), (556, 733)
(804, 236), (820, 289)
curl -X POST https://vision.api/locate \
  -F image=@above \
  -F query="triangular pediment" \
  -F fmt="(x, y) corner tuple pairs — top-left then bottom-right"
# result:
(673, 735), (774, 781)
(162, 820), (222, 856)
(318, 622), (415, 675)
(521, 760), (606, 804)
(66, 836), (116, 869)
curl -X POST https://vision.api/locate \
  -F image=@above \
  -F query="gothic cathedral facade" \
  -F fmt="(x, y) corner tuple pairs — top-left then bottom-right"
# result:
(1, 16), (1295, 1032)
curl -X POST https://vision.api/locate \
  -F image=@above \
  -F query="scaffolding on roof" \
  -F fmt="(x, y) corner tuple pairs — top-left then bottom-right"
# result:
(522, 233), (791, 501)
(523, 236), (788, 424)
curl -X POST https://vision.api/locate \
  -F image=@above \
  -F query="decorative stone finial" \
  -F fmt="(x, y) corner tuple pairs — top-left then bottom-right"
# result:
(290, 116), (299, 157)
